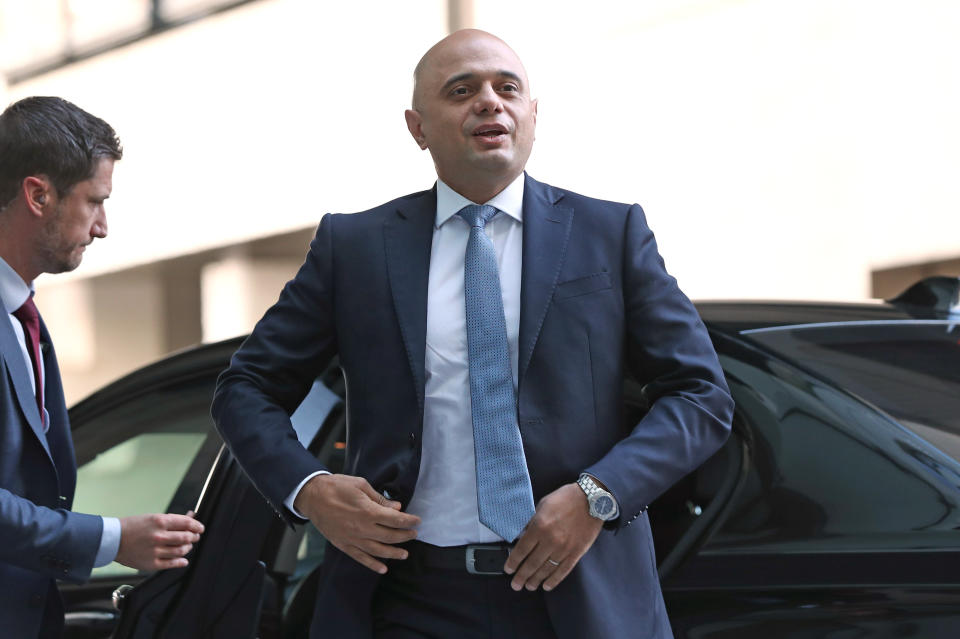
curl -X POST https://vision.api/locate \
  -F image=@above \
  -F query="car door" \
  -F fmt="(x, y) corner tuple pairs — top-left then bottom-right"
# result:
(661, 333), (960, 638)
(60, 341), (240, 639)
(107, 366), (346, 639)
(60, 339), (343, 639)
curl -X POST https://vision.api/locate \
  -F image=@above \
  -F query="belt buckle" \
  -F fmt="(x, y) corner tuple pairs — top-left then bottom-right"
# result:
(465, 544), (507, 575)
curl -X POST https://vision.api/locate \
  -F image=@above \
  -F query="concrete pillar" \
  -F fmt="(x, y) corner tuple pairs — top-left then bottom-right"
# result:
(161, 259), (203, 352)
(447, 0), (475, 32)
(37, 269), (167, 404)
(200, 255), (302, 343)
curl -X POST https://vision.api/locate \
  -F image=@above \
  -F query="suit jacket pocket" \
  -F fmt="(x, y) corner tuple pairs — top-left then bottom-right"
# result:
(554, 272), (612, 300)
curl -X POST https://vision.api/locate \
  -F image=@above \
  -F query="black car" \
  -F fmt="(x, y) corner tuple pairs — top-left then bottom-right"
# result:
(59, 277), (960, 639)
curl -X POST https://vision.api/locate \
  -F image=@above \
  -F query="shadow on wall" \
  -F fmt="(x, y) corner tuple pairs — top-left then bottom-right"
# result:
(873, 258), (960, 300)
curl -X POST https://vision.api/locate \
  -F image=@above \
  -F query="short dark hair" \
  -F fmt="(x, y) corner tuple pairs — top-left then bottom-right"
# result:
(0, 96), (122, 210)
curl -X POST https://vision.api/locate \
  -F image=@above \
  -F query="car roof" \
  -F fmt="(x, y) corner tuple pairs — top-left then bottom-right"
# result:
(694, 300), (928, 334)
(697, 277), (960, 334)
(69, 336), (245, 421)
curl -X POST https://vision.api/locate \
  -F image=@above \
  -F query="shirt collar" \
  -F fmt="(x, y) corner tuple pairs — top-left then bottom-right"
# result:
(435, 173), (525, 228)
(0, 256), (32, 314)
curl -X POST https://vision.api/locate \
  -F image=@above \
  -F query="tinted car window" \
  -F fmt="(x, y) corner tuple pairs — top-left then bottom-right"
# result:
(745, 321), (960, 461)
(705, 344), (960, 554)
(74, 431), (209, 578)
(71, 376), (223, 579)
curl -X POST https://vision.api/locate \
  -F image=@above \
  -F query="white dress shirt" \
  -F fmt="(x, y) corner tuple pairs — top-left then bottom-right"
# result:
(0, 257), (120, 568)
(286, 176), (526, 545)
(405, 175), (525, 546)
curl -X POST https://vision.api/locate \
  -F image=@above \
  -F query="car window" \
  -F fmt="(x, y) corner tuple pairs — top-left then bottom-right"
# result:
(705, 346), (960, 555)
(71, 378), (223, 579)
(744, 321), (960, 462)
(74, 431), (211, 578)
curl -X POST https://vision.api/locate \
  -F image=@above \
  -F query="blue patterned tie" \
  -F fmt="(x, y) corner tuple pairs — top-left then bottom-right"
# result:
(457, 204), (535, 542)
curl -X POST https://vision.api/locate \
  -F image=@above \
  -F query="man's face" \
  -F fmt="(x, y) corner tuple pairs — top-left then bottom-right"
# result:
(406, 32), (537, 197)
(37, 157), (113, 274)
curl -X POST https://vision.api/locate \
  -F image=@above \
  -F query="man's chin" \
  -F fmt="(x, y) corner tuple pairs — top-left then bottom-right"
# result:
(47, 253), (83, 275)
(469, 150), (519, 174)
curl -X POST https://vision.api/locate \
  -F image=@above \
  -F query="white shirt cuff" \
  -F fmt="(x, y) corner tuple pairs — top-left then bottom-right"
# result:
(94, 516), (121, 568)
(284, 471), (330, 519)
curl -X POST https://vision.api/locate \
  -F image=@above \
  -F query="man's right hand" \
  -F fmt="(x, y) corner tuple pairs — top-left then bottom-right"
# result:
(294, 474), (420, 574)
(116, 512), (205, 571)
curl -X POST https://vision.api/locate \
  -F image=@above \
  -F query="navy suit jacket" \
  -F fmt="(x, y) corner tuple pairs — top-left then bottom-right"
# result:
(0, 311), (102, 638)
(212, 175), (734, 639)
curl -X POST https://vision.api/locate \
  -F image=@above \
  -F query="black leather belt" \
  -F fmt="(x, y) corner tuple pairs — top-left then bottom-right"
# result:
(405, 541), (512, 575)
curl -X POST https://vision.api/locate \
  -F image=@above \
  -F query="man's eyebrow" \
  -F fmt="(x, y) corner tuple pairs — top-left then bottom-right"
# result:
(440, 70), (524, 92)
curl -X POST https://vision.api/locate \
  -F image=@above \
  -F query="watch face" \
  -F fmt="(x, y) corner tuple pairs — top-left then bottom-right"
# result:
(593, 495), (614, 517)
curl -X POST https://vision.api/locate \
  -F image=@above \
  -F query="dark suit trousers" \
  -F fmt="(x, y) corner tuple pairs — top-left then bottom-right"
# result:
(372, 547), (556, 639)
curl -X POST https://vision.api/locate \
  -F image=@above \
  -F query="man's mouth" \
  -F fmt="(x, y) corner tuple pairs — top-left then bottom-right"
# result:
(472, 123), (508, 139)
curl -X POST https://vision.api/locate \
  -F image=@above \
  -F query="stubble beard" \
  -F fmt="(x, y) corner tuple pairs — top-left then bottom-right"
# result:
(35, 204), (82, 275)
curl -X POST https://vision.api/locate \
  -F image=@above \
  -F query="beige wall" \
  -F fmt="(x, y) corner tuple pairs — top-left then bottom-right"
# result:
(9, 0), (447, 280)
(475, 0), (960, 300)
(3, 0), (959, 400)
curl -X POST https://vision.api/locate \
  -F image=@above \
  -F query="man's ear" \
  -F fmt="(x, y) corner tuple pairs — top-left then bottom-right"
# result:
(404, 109), (428, 150)
(532, 98), (538, 140)
(22, 176), (54, 216)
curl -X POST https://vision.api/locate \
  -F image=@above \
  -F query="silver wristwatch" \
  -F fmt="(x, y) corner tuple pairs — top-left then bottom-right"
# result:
(577, 473), (619, 521)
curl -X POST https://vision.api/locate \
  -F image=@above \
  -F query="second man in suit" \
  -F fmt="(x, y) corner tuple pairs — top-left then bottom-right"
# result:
(0, 96), (205, 639)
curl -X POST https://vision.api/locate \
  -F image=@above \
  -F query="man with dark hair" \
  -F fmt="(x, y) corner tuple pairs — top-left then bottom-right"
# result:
(0, 96), (204, 639)
(214, 30), (733, 638)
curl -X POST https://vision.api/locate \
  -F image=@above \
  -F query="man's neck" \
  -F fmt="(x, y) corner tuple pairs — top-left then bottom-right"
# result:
(439, 172), (522, 205)
(0, 220), (38, 285)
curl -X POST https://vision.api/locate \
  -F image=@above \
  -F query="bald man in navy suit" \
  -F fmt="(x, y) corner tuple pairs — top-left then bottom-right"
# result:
(213, 30), (733, 638)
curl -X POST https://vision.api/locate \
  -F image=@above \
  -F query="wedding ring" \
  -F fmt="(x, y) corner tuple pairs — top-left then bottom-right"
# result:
(547, 558), (560, 566)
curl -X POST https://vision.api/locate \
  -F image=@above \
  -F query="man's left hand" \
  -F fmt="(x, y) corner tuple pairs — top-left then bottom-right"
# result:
(504, 483), (603, 592)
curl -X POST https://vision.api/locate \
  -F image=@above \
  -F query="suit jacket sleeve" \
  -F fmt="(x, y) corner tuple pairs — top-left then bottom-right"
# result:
(0, 487), (102, 583)
(584, 203), (734, 527)
(211, 214), (339, 521)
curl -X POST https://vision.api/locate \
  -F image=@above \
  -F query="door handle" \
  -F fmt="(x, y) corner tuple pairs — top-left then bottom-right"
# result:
(64, 609), (118, 630)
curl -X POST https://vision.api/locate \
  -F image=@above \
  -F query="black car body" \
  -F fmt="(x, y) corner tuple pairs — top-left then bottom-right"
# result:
(59, 278), (960, 638)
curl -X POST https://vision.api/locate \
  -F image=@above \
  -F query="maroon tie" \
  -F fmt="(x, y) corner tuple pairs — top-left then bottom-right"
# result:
(12, 297), (45, 427)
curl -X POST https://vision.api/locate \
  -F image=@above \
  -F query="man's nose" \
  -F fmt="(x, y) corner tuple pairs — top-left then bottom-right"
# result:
(473, 84), (503, 113)
(92, 209), (108, 238)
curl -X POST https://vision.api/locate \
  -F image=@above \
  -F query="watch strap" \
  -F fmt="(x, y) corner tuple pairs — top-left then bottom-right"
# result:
(577, 473), (619, 521)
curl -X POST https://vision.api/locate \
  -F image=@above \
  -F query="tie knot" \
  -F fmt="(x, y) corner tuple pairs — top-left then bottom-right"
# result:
(13, 297), (38, 325)
(457, 204), (498, 229)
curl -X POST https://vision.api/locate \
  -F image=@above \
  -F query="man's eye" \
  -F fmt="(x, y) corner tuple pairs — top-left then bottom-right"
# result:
(451, 87), (469, 96)
(501, 84), (519, 92)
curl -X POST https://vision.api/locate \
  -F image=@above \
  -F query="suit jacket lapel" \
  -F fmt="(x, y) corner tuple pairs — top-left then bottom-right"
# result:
(39, 318), (76, 490)
(519, 175), (573, 386)
(0, 311), (53, 461)
(383, 188), (436, 415)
